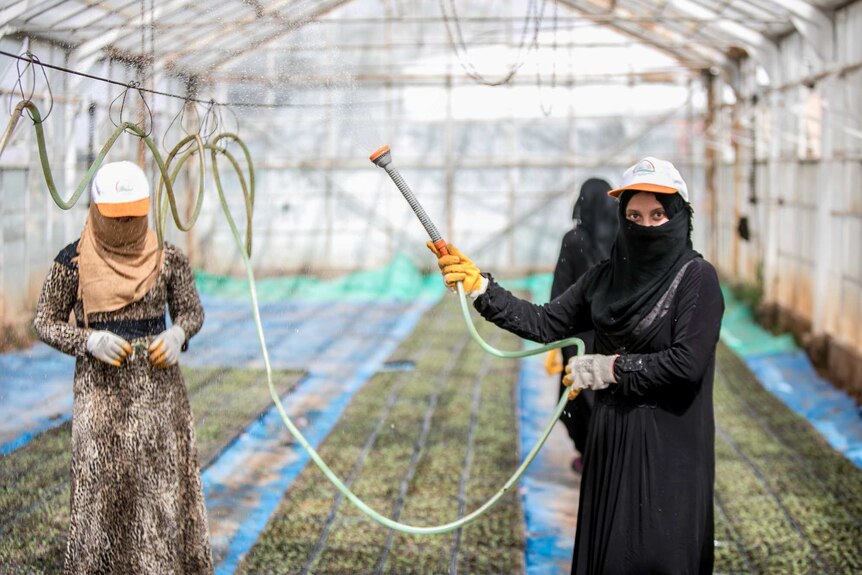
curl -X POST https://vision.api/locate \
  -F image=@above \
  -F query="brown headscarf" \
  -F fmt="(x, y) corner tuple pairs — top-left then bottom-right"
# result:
(76, 203), (162, 323)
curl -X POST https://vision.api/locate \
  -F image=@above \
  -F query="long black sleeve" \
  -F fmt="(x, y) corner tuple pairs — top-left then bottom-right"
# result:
(615, 259), (724, 399)
(474, 268), (598, 345)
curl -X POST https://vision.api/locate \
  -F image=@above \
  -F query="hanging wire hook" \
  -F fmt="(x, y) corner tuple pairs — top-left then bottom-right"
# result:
(162, 97), (226, 153)
(10, 52), (35, 117)
(8, 51), (54, 122)
(109, 80), (153, 137)
(221, 102), (240, 137)
(199, 98), (220, 142)
(162, 98), (200, 151)
(223, 104), (240, 154)
(210, 101), (241, 153)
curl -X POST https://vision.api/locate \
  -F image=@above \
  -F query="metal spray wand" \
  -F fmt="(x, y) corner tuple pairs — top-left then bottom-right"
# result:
(370, 145), (585, 362)
(369, 145), (450, 257)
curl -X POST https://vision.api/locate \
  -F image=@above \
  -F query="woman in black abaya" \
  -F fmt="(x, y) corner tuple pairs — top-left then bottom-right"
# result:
(550, 177), (618, 472)
(427, 157), (724, 574)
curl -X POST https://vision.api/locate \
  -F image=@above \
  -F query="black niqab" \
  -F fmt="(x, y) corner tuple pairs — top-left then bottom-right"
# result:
(591, 190), (699, 337)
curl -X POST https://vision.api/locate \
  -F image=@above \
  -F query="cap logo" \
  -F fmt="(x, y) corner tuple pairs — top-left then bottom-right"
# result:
(115, 179), (137, 195)
(633, 159), (655, 175)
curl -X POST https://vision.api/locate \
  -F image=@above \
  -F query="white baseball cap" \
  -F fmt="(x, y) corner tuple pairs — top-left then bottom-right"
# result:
(608, 157), (689, 203)
(90, 161), (150, 217)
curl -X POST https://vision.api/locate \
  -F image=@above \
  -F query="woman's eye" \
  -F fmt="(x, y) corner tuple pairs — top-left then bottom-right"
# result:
(653, 211), (666, 220)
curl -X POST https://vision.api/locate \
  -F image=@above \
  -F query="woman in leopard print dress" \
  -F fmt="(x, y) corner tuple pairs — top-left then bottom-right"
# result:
(33, 161), (213, 575)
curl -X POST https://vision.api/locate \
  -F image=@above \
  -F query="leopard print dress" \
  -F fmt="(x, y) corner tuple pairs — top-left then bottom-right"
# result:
(33, 241), (213, 575)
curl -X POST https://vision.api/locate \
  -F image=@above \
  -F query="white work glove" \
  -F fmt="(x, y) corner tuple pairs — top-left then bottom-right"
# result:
(86, 330), (132, 367)
(148, 325), (186, 368)
(562, 354), (619, 400)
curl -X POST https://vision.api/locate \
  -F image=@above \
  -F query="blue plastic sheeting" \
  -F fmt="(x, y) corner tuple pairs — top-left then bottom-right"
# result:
(0, 343), (74, 454)
(513, 277), (579, 575)
(719, 287), (862, 470)
(518, 352), (578, 575)
(184, 296), (434, 370)
(196, 295), (438, 573)
(744, 352), (862, 468)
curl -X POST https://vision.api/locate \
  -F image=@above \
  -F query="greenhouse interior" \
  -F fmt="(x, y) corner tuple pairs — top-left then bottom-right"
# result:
(1, 0), (861, 573)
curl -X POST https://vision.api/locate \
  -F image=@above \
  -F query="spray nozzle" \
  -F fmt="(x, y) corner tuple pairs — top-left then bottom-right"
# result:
(369, 145), (392, 169)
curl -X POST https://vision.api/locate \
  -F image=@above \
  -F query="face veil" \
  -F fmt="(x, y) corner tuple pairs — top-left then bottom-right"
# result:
(76, 204), (162, 323)
(589, 191), (699, 337)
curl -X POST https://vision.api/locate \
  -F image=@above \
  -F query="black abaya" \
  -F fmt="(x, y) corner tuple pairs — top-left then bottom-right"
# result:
(551, 178), (617, 454)
(552, 227), (597, 454)
(475, 257), (724, 574)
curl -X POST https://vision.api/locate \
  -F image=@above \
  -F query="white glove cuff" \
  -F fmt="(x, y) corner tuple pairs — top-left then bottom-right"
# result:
(171, 324), (186, 343)
(468, 275), (489, 299)
(599, 354), (618, 384)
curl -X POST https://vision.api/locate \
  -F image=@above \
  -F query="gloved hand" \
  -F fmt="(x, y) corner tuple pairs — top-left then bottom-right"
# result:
(544, 349), (563, 375)
(562, 354), (618, 399)
(148, 325), (186, 368)
(425, 241), (487, 296)
(86, 330), (132, 366)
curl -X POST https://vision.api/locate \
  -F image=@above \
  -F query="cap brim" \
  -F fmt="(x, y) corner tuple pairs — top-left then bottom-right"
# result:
(608, 183), (678, 198)
(96, 197), (150, 217)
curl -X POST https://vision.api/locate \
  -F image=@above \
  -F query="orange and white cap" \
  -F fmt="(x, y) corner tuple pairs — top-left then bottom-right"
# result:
(608, 157), (689, 202)
(91, 161), (150, 217)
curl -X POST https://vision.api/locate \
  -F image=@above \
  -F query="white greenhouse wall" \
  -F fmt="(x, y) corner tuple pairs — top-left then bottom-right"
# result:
(708, 1), (862, 382)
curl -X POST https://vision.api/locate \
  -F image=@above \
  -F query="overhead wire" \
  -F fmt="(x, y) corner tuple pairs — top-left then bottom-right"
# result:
(535, 0), (558, 117)
(0, 49), (217, 107)
(439, 0), (548, 87)
(0, 50), (393, 110)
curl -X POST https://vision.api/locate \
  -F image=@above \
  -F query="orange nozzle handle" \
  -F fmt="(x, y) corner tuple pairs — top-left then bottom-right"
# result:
(434, 239), (449, 257)
(369, 145), (390, 162)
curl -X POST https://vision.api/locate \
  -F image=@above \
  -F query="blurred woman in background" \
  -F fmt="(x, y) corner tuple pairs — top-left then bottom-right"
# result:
(548, 177), (618, 473)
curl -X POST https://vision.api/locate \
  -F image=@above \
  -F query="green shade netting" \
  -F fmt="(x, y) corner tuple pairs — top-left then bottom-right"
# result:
(499, 273), (554, 304)
(195, 252), (445, 302)
(718, 285), (798, 358)
(197, 266), (797, 359)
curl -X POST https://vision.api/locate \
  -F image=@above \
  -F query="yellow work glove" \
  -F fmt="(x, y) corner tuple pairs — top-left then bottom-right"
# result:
(425, 241), (487, 296)
(562, 354), (618, 400)
(544, 349), (563, 375)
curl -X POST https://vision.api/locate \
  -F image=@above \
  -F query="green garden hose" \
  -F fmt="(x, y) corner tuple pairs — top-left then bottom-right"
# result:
(2, 102), (582, 535)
